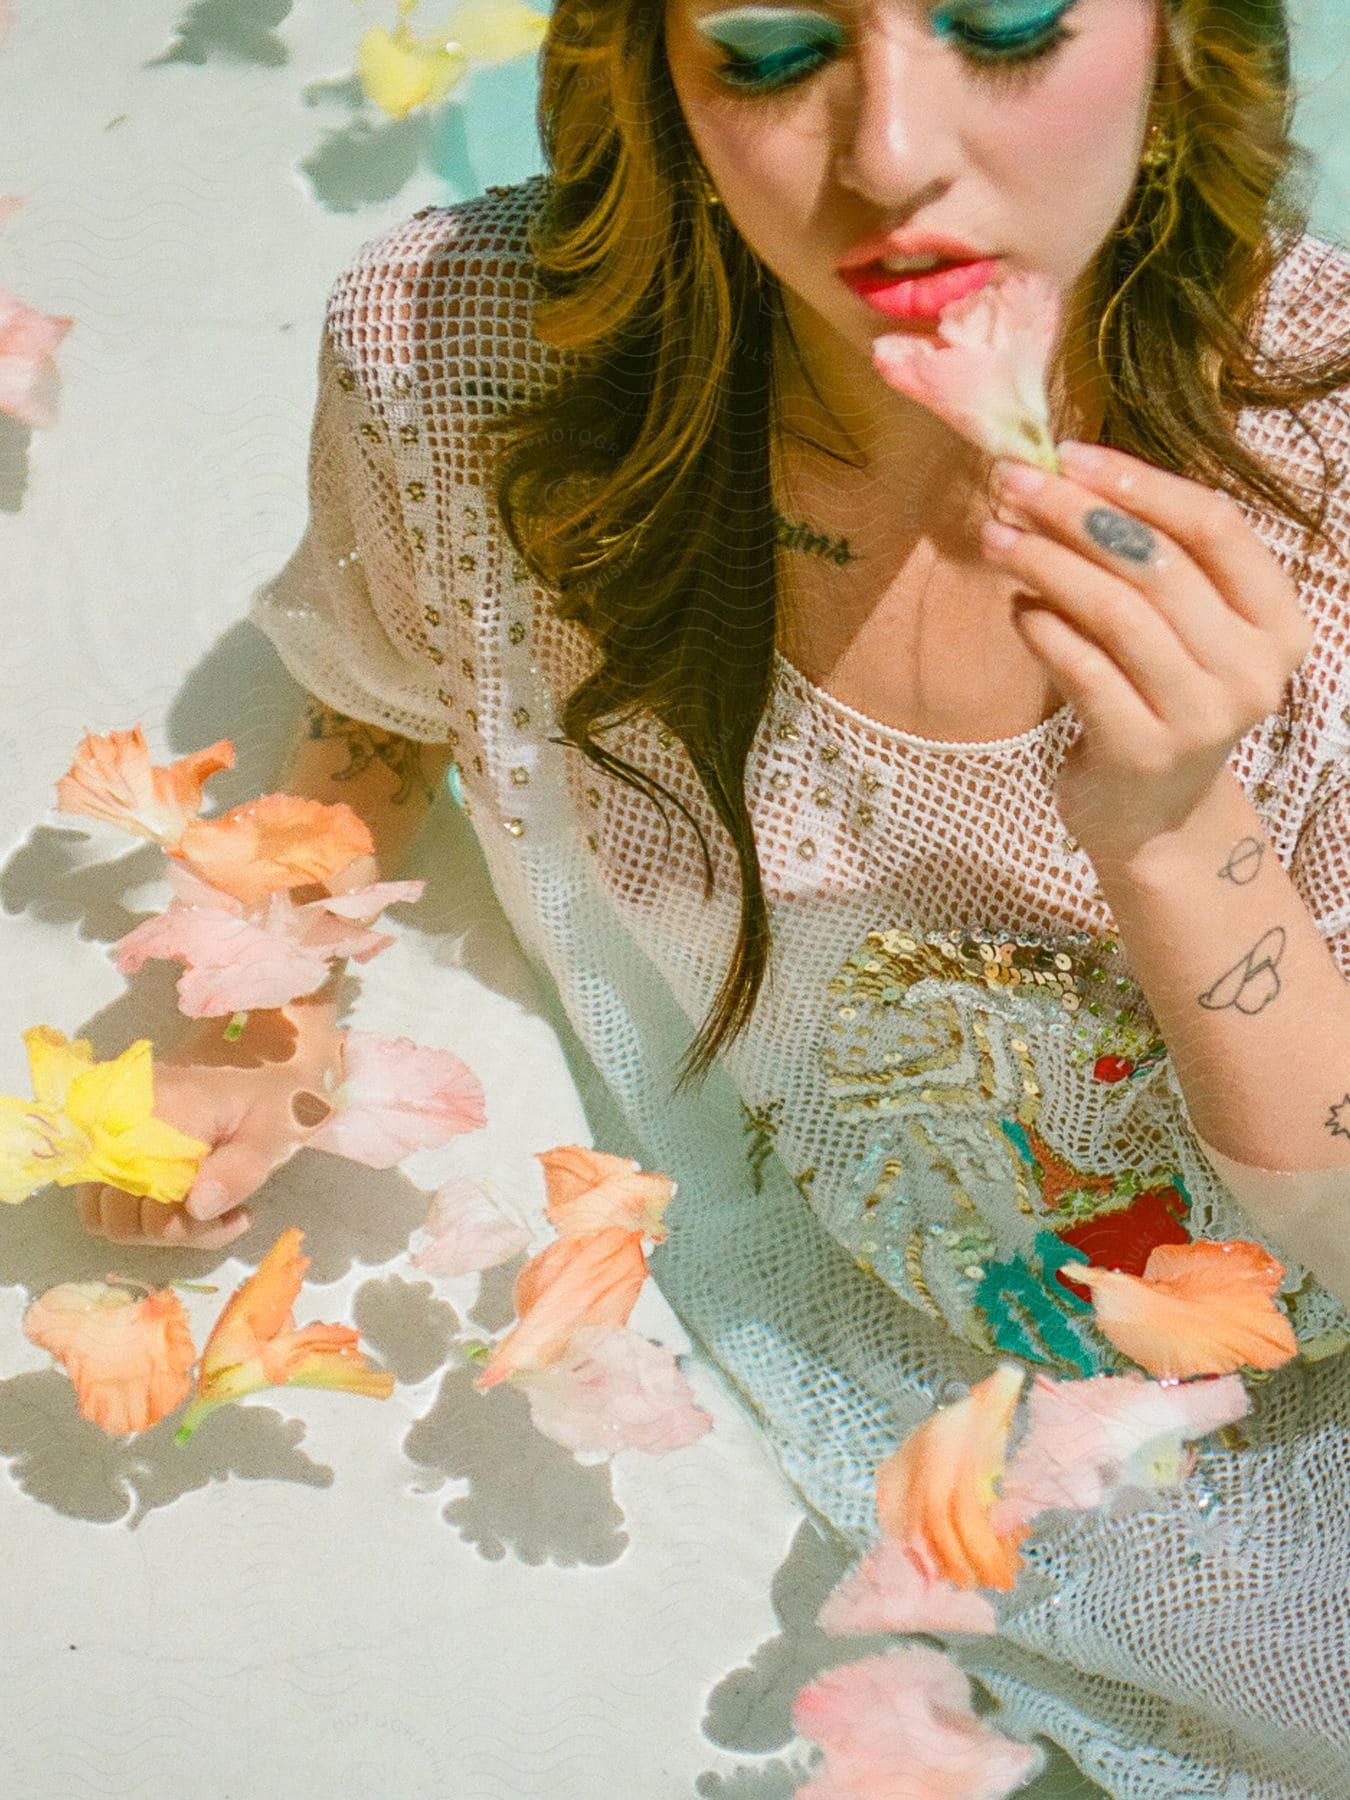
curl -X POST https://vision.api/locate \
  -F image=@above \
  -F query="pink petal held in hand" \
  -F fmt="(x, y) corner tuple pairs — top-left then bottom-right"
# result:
(792, 1646), (1045, 1799)
(871, 269), (1064, 472)
(515, 1324), (712, 1458)
(23, 1280), (196, 1436)
(173, 793), (374, 906)
(875, 1362), (1029, 1593)
(410, 1175), (531, 1276)
(1072, 1239), (1299, 1379)
(475, 1227), (649, 1389)
(304, 1031), (487, 1167)
(817, 1536), (998, 1640)
(0, 288), (74, 429)
(174, 1226), (394, 1442)
(988, 1369), (1250, 1535)
(55, 725), (235, 845)
(538, 1144), (676, 1242)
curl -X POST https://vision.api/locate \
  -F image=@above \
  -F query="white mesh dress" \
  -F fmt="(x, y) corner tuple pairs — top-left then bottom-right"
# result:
(250, 177), (1350, 1799)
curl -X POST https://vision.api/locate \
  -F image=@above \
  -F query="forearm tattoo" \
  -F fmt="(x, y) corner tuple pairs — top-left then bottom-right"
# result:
(1205, 833), (1350, 1148)
(300, 698), (437, 807)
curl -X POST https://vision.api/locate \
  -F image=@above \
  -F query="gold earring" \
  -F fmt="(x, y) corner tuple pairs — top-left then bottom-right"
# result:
(1141, 116), (1172, 173)
(698, 170), (722, 208)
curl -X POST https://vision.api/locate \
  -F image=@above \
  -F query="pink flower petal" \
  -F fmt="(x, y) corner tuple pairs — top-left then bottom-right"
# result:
(871, 269), (1064, 469)
(792, 1647), (1045, 1799)
(988, 1370), (1250, 1535)
(305, 879), (425, 922)
(817, 1537), (998, 1640)
(0, 289), (74, 429)
(113, 904), (335, 1013)
(514, 1324), (712, 1458)
(305, 1031), (487, 1167)
(409, 1175), (530, 1277)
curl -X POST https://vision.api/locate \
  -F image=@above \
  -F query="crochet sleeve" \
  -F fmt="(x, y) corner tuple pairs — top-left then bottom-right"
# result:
(247, 284), (454, 744)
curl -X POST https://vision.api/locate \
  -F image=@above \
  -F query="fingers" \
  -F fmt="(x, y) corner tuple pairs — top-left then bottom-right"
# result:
(185, 1135), (294, 1221)
(74, 1183), (253, 1249)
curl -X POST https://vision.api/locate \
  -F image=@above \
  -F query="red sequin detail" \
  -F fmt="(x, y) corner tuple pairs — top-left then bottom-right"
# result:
(1053, 1185), (1191, 1302)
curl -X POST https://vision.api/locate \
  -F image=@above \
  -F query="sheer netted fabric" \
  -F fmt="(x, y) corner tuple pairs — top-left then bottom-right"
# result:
(250, 178), (1350, 1798)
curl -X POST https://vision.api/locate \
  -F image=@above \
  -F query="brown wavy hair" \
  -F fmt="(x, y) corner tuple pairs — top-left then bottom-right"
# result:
(480, 0), (1350, 1095)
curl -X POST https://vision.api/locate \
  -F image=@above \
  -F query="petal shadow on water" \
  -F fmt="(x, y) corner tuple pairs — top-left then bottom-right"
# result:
(695, 1761), (812, 1799)
(145, 0), (294, 69)
(0, 413), (31, 513)
(351, 1274), (461, 1386)
(402, 1362), (628, 1568)
(0, 1368), (332, 1527)
(299, 116), (433, 216)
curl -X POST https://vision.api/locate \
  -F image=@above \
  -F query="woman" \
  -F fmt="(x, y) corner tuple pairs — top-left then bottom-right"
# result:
(77, 0), (1350, 1790)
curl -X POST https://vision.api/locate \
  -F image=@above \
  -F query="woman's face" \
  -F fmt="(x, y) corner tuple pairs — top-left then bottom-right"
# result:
(663, 0), (1164, 458)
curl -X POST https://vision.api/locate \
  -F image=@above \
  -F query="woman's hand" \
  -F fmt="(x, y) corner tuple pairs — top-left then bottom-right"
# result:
(981, 441), (1313, 871)
(73, 1003), (345, 1249)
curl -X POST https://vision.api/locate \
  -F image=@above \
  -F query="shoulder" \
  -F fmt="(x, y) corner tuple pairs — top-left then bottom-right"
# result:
(322, 176), (558, 394)
(1259, 228), (1350, 360)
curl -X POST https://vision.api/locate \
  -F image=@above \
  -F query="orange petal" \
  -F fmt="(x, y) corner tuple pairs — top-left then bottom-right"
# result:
(173, 794), (374, 906)
(24, 1281), (196, 1435)
(197, 1227), (308, 1377)
(875, 1362), (1029, 1591)
(55, 725), (234, 845)
(1073, 1238), (1298, 1378)
(476, 1227), (649, 1389)
(538, 1144), (675, 1241)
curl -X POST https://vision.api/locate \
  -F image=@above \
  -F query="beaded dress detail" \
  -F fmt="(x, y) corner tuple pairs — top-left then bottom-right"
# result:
(250, 178), (1350, 1798)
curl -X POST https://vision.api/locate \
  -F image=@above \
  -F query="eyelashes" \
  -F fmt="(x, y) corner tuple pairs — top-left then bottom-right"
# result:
(703, 3), (1081, 94)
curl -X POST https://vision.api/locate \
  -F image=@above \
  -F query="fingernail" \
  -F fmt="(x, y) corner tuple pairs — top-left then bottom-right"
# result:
(189, 1177), (228, 1218)
(1057, 439), (1103, 475)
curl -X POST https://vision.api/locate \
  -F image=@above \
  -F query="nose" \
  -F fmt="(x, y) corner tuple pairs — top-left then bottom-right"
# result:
(834, 29), (954, 207)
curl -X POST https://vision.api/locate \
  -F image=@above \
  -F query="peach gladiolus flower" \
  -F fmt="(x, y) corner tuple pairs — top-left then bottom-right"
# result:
(792, 1646), (1045, 1800)
(1072, 1239), (1299, 1379)
(0, 1027), (207, 1205)
(55, 724), (234, 846)
(172, 793), (375, 907)
(474, 1227), (649, 1390)
(872, 269), (1065, 474)
(817, 1536), (998, 1641)
(514, 1324), (712, 1459)
(0, 287), (74, 430)
(538, 1144), (675, 1242)
(24, 1280), (196, 1435)
(174, 1227), (394, 1442)
(875, 1362), (1029, 1592)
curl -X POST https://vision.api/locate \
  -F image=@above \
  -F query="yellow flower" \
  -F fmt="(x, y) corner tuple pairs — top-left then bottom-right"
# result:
(355, 0), (548, 121)
(0, 1027), (208, 1205)
(357, 23), (469, 119)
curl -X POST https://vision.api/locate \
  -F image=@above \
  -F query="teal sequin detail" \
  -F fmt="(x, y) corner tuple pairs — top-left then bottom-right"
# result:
(446, 762), (465, 810)
(1035, 1229), (1095, 1316)
(974, 1239), (1109, 1377)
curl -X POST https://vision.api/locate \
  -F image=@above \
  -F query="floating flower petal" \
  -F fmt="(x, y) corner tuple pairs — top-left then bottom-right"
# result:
(875, 1362), (1028, 1592)
(1072, 1239), (1299, 1378)
(174, 1226), (393, 1442)
(55, 725), (234, 845)
(410, 1175), (531, 1277)
(357, 23), (469, 119)
(0, 287), (74, 429)
(515, 1324), (712, 1458)
(475, 1227), (649, 1389)
(817, 1536), (998, 1640)
(172, 793), (374, 907)
(988, 1369), (1250, 1534)
(538, 1144), (675, 1242)
(24, 1280), (196, 1436)
(304, 1031), (487, 1167)
(792, 1646), (1045, 1799)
